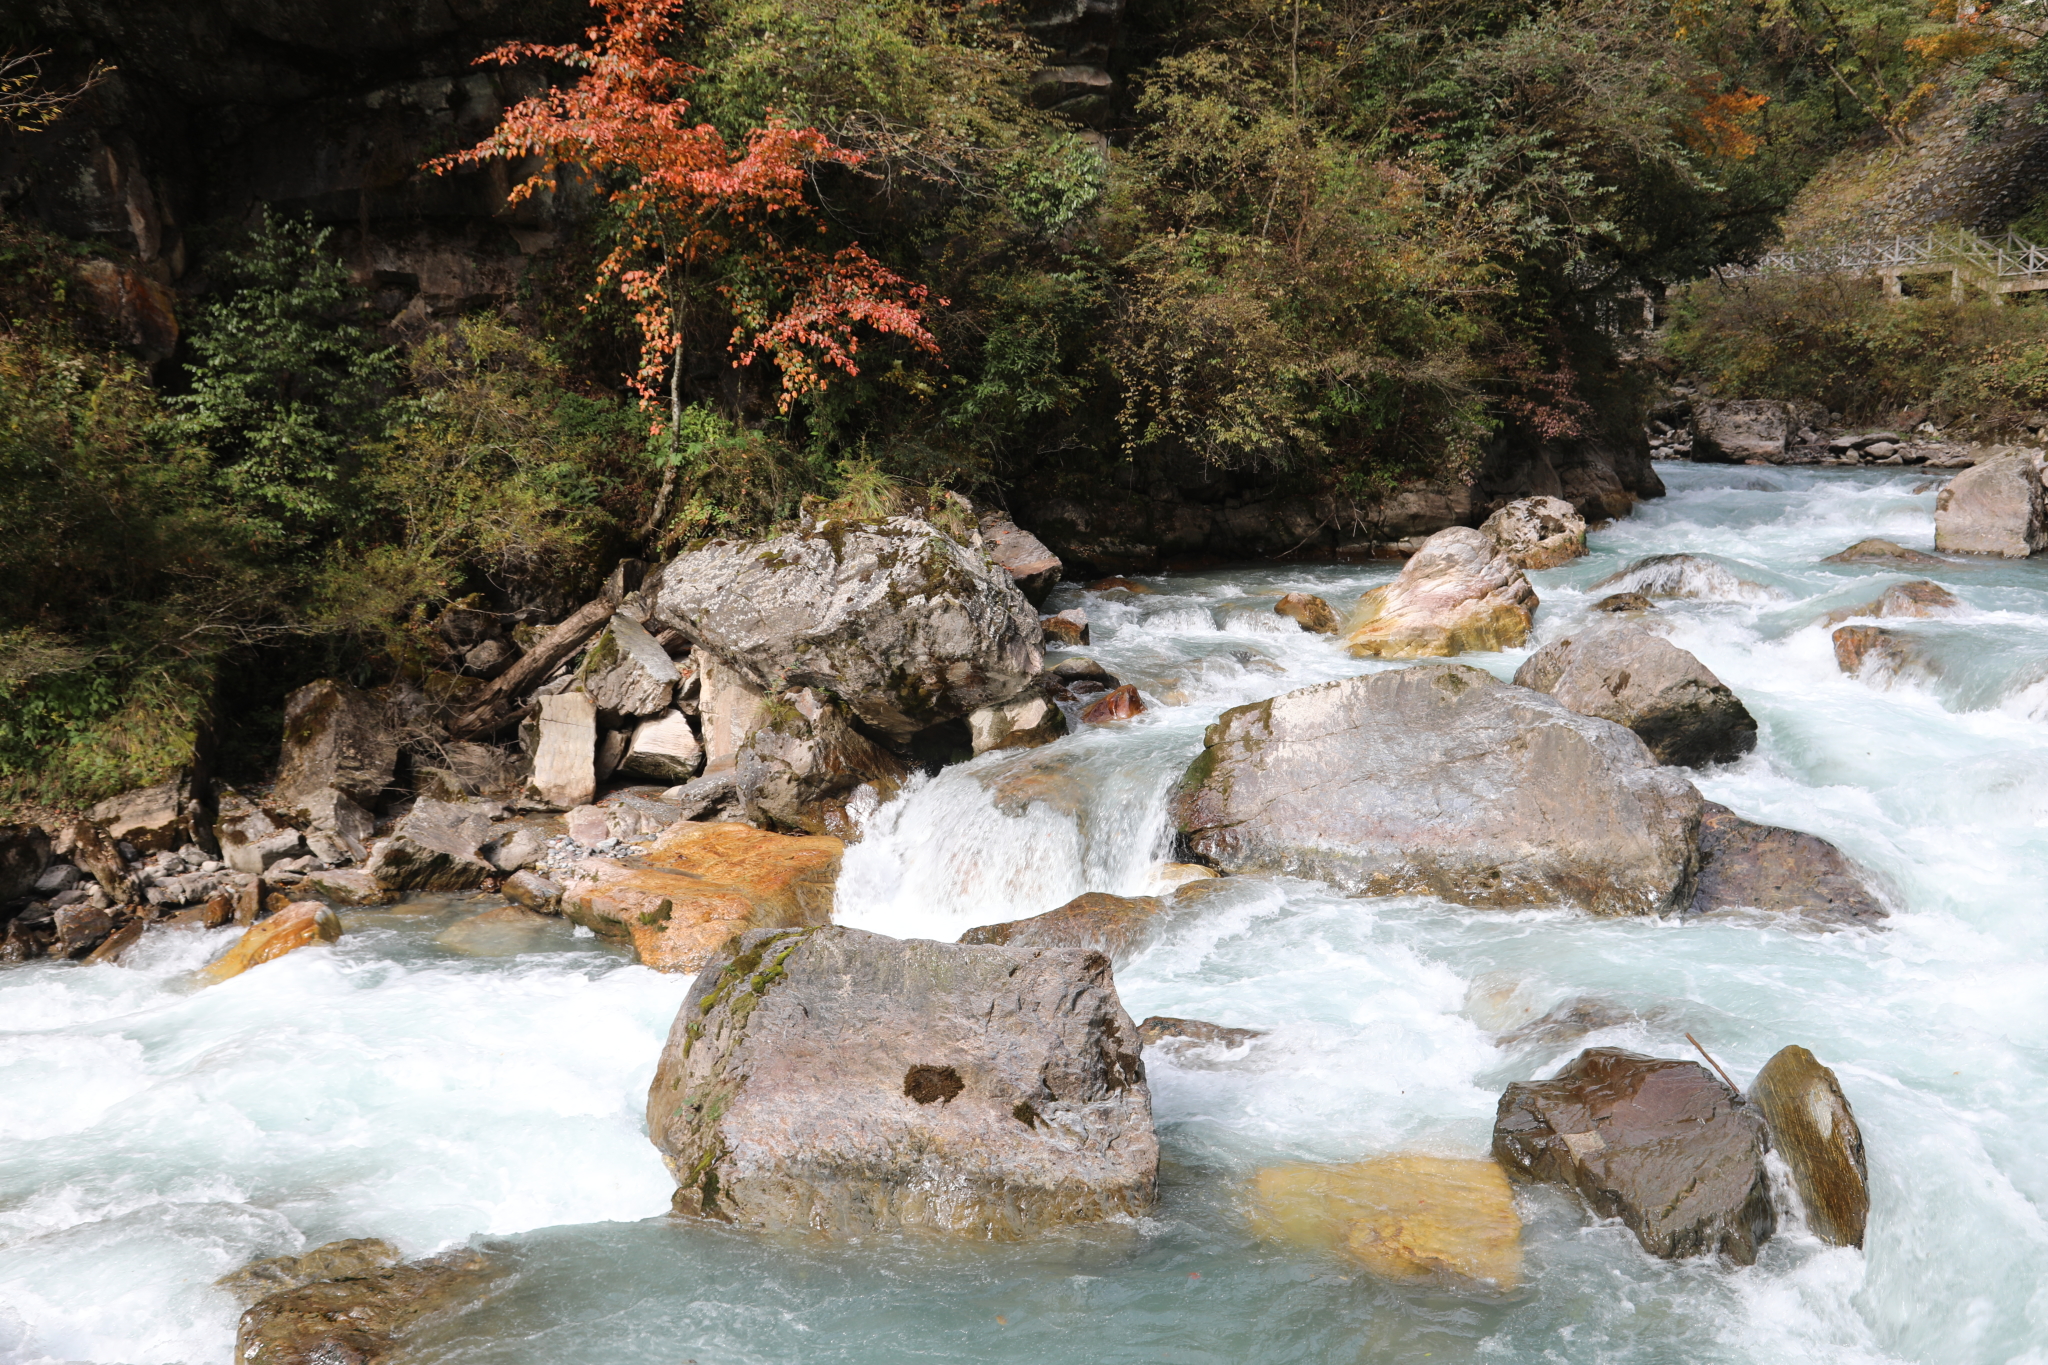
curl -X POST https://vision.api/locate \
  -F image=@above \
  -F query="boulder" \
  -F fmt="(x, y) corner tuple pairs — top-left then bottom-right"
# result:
(0, 825), (52, 901)
(1089, 576), (1157, 594)
(577, 614), (679, 724)
(656, 517), (1044, 744)
(968, 685), (1069, 754)
(1049, 656), (1119, 688)
(1823, 579), (1960, 625)
(1934, 452), (2048, 557)
(1479, 495), (1588, 570)
(231, 1244), (506, 1365)
(502, 869), (563, 913)
(1590, 553), (1773, 601)
(560, 821), (841, 971)
(274, 680), (399, 808)
(1138, 1016), (1263, 1049)
(696, 654), (770, 772)
(737, 688), (911, 836)
(1821, 538), (1945, 567)
(528, 691), (597, 809)
(1591, 592), (1655, 614)
(1041, 609), (1090, 646)
(299, 868), (393, 907)
(363, 799), (495, 892)
(201, 902), (344, 983)
(618, 709), (704, 784)
(82, 918), (148, 965)
(1492, 1047), (1773, 1263)
(1250, 1156), (1523, 1288)
(979, 511), (1063, 605)
(1830, 625), (1931, 685)
(1690, 802), (1886, 925)
(1274, 593), (1340, 634)
(482, 826), (547, 874)
(52, 903), (115, 959)
(461, 636), (519, 679)
(281, 788), (375, 863)
(1747, 1045), (1869, 1248)
(1172, 666), (1702, 916)
(1692, 399), (1789, 463)
(59, 818), (134, 898)
(646, 925), (1157, 1237)
(88, 778), (194, 853)
(959, 892), (1168, 963)
(1079, 684), (1146, 723)
(1512, 625), (1758, 767)
(1344, 528), (1536, 658)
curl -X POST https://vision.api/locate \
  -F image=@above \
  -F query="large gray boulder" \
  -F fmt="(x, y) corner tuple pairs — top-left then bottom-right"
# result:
(1493, 1048), (1774, 1263)
(1934, 452), (2047, 557)
(577, 613), (679, 723)
(1690, 802), (1886, 925)
(1171, 666), (1702, 916)
(646, 925), (1157, 1238)
(1748, 1045), (1869, 1248)
(87, 778), (196, 853)
(1513, 625), (1758, 767)
(1691, 399), (1788, 463)
(656, 517), (1043, 744)
(364, 799), (495, 892)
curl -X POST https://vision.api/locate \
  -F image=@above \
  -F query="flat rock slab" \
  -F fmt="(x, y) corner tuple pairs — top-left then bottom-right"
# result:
(1139, 1016), (1264, 1050)
(1748, 1045), (1869, 1248)
(646, 925), (1157, 1238)
(1492, 1047), (1773, 1263)
(959, 891), (1169, 963)
(1513, 624), (1758, 768)
(1172, 665), (1702, 916)
(364, 799), (495, 892)
(1250, 1155), (1523, 1288)
(560, 821), (841, 971)
(1690, 802), (1886, 925)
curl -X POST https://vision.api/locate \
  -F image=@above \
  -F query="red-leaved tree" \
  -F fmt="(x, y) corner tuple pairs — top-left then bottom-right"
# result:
(430, 0), (937, 437)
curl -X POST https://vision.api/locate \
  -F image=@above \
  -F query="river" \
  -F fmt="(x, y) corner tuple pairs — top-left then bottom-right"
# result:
(3, 462), (2045, 1364)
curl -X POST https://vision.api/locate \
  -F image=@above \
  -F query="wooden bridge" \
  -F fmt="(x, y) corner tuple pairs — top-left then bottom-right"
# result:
(1720, 226), (2048, 302)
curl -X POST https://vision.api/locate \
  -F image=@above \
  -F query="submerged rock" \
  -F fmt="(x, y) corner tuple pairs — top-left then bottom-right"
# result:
(231, 1243), (506, 1365)
(1492, 1047), (1773, 1263)
(1934, 452), (2048, 557)
(1079, 684), (1145, 723)
(1250, 1156), (1523, 1288)
(1344, 527), (1537, 658)
(217, 1238), (402, 1306)
(1690, 803), (1886, 926)
(1172, 666), (1702, 916)
(1591, 592), (1656, 614)
(656, 517), (1043, 744)
(1512, 624), (1758, 767)
(201, 902), (343, 984)
(1480, 495), (1588, 570)
(1590, 553), (1774, 602)
(1748, 1045), (1869, 1248)
(959, 891), (1169, 963)
(1821, 538), (1945, 567)
(646, 925), (1157, 1237)
(1830, 624), (1934, 686)
(1138, 1016), (1264, 1049)
(560, 821), (840, 972)
(1823, 579), (1960, 625)
(1274, 592), (1341, 634)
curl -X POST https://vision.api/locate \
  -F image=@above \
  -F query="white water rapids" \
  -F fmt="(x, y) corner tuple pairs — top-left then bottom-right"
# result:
(4, 463), (2047, 1363)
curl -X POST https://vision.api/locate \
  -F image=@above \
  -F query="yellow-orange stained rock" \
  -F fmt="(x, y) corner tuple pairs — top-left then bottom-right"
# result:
(202, 901), (344, 983)
(1249, 1155), (1523, 1289)
(559, 821), (841, 972)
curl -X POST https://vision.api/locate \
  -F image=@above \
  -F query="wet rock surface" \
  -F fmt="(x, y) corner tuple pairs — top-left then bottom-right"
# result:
(1172, 665), (1702, 916)
(1512, 624), (1758, 767)
(1821, 538), (1946, 567)
(1591, 591), (1656, 613)
(646, 925), (1157, 1237)
(656, 517), (1043, 744)
(1591, 553), (1773, 602)
(1138, 1016), (1264, 1049)
(1250, 1155), (1523, 1288)
(1079, 684), (1146, 723)
(229, 1242), (508, 1365)
(1344, 528), (1537, 658)
(1690, 803), (1886, 925)
(1823, 579), (1960, 624)
(1492, 1047), (1774, 1263)
(959, 891), (1169, 963)
(968, 684), (1069, 754)
(1830, 624), (1936, 685)
(1274, 592), (1340, 634)
(1747, 1045), (1869, 1248)
(202, 902), (344, 984)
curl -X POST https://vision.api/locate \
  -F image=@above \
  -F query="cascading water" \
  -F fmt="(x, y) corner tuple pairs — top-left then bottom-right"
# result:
(4, 463), (2046, 1364)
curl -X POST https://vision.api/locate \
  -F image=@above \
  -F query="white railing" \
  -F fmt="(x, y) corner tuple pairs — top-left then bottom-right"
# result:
(1720, 226), (2048, 290)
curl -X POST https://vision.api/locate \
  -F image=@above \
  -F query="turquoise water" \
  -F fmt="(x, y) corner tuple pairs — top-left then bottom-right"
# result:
(3, 464), (2044, 1363)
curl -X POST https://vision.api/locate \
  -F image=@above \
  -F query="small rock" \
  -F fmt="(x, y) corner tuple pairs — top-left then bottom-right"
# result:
(1274, 592), (1340, 633)
(82, 918), (148, 966)
(1250, 1156), (1523, 1288)
(87, 778), (196, 853)
(462, 636), (519, 679)
(1138, 1016), (1262, 1048)
(33, 863), (80, 894)
(528, 692), (598, 809)
(299, 868), (394, 907)
(1088, 576), (1156, 593)
(1049, 657), (1119, 687)
(1591, 591), (1656, 614)
(565, 804), (611, 846)
(618, 709), (704, 784)
(503, 869), (563, 913)
(1155, 862), (1216, 887)
(969, 686), (1069, 753)
(1822, 579), (1960, 625)
(51, 903), (114, 959)
(578, 613), (680, 724)
(1831, 624), (1928, 684)
(1689, 802), (1886, 925)
(1041, 609), (1090, 646)
(1479, 495), (1588, 570)
(1820, 538), (1945, 567)
(1512, 624), (1759, 768)
(201, 902), (344, 983)
(959, 891), (1168, 963)
(1747, 1045), (1869, 1248)
(1492, 1047), (1773, 1263)
(1590, 553), (1772, 601)
(1080, 684), (1145, 723)
(1345, 527), (1536, 658)
(1496, 997), (1641, 1051)
(483, 826), (548, 873)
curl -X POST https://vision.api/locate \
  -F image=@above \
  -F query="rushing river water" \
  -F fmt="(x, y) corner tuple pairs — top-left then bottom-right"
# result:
(5, 463), (2048, 1364)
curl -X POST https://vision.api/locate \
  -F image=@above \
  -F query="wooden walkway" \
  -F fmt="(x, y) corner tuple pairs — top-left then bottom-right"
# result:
(1721, 226), (2048, 302)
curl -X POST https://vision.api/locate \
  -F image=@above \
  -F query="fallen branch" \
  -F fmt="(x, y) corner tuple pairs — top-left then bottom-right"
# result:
(1686, 1032), (1744, 1098)
(448, 594), (616, 739)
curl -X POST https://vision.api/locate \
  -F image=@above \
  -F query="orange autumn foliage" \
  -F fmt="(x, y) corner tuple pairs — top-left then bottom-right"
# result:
(1681, 81), (1771, 160)
(429, 0), (936, 418)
